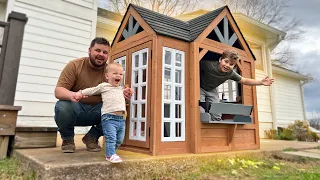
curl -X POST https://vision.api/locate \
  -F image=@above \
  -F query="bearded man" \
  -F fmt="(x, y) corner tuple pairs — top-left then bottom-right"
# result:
(54, 37), (133, 153)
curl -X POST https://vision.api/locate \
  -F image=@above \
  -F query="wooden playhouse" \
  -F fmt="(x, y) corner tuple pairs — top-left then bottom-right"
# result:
(110, 4), (259, 156)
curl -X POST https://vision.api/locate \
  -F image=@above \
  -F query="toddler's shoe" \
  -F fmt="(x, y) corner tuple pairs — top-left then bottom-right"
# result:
(106, 154), (122, 163)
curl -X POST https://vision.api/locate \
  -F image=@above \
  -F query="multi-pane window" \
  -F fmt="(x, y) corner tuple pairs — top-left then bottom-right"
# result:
(218, 80), (238, 102)
(162, 47), (185, 141)
(130, 48), (148, 141)
(114, 56), (126, 86)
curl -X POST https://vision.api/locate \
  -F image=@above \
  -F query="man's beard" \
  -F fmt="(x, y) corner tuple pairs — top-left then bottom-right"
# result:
(89, 55), (105, 68)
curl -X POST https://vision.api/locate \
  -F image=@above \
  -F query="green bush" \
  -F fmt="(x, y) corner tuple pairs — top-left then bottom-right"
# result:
(264, 120), (319, 142)
(278, 128), (295, 140)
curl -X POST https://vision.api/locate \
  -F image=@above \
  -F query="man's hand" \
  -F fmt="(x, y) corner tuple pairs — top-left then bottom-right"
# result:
(71, 91), (83, 102)
(261, 76), (274, 86)
(123, 87), (134, 100)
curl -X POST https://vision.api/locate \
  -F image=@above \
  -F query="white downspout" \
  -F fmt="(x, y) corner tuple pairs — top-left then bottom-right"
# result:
(300, 80), (310, 120)
(266, 48), (277, 129)
(266, 34), (284, 130)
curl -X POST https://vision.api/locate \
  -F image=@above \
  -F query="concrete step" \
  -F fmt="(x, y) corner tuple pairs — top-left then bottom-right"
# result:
(13, 137), (320, 180)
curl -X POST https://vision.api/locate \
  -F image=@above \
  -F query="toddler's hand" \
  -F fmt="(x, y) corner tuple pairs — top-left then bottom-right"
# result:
(74, 91), (83, 101)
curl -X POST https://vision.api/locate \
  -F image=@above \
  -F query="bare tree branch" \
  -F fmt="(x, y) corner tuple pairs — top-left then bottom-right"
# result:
(101, 0), (202, 16)
(217, 0), (305, 68)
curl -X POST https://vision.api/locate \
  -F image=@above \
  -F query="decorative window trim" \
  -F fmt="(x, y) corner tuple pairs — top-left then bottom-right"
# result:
(129, 48), (148, 141)
(161, 47), (185, 142)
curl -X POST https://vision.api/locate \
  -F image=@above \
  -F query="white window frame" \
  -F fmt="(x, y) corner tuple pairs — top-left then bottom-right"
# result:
(114, 56), (127, 86)
(161, 47), (185, 142)
(129, 48), (148, 141)
(218, 80), (238, 102)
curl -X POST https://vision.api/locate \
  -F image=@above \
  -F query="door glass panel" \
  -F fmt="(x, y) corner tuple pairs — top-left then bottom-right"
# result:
(165, 51), (171, 65)
(164, 68), (171, 82)
(175, 87), (181, 100)
(164, 85), (171, 99)
(135, 54), (139, 68)
(142, 69), (147, 82)
(133, 87), (138, 101)
(141, 122), (145, 137)
(143, 52), (147, 66)
(175, 104), (181, 118)
(141, 86), (146, 100)
(164, 122), (170, 137)
(164, 104), (170, 118)
(132, 121), (137, 136)
(175, 70), (181, 83)
(175, 53), (182, 67)
(141, 103), (146, 118)
(132, 104), (137, 118)
(175, 122), (181, 137)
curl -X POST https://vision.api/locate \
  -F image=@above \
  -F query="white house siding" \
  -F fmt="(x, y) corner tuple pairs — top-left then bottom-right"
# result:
(5, 0), (98, 132)
(273, 73), (305, 127)
(255, 70), (273, 138)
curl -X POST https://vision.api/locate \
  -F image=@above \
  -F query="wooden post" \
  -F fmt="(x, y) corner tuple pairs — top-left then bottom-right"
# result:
(0, 105), (21, 159)
(0, 12), (28, 105)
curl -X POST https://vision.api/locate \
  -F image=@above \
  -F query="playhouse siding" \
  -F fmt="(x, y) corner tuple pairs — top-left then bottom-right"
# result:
(273, 73), (305, 127)
(6, 0), (97, 128)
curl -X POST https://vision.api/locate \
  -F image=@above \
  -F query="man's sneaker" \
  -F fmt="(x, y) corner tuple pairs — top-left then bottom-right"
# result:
(61, 138), (75, 153)
(82, 134), (101, 152)
(106, 154), (122, 163)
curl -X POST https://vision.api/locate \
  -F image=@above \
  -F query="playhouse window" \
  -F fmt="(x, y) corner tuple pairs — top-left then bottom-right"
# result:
(218, 80), (239, 102)
(217, 67), (240, 102)
(130, 48), (148, 141)
(162, 47), (185, 141)
(114, 56), (126, 86)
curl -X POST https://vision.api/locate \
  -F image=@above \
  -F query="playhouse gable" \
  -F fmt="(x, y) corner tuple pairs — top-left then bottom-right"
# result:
(112, 5), (155, 47)
(189, 6), (255, 60)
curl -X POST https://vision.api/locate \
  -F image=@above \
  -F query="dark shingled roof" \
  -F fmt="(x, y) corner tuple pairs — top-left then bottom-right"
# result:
(131, 4), (190, 41)
(115, 4), (255, 60)
(188, 6), (225, 41)
(130, 4), (225, 42)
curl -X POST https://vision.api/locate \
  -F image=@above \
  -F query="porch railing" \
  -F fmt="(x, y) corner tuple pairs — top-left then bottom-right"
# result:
(0, 12), (28, 105)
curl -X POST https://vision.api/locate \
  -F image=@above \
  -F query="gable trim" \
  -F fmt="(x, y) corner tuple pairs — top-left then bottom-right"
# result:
(194, 7), (255, 61)
(112, 5), (155, 47)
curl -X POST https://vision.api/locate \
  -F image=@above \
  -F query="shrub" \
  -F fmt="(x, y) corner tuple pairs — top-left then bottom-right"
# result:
(264, 129), (278, 139)
(278, 128), (295, 140)
(264, 120), (319, 142)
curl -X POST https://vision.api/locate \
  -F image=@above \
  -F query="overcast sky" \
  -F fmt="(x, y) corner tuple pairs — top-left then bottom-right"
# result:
(285, 0), (320, 115)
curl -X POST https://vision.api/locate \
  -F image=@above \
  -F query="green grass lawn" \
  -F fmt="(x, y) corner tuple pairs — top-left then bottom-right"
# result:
(0, 158), (35, 180)
(1, 151), (319, 180)
(151, 152), (320, 180)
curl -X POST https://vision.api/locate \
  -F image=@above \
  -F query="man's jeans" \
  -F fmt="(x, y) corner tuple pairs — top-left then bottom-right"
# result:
(101, 113), (125, 157)
(54, 100), (103, 140)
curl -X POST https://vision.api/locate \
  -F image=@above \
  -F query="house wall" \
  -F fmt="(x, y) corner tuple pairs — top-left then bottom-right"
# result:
(6, 0), (98, 132)
(243, 34), (273, 138)
(273, 73), (305, 127)
(0, 2), (6, 21)
(96, 17), (120, 43)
